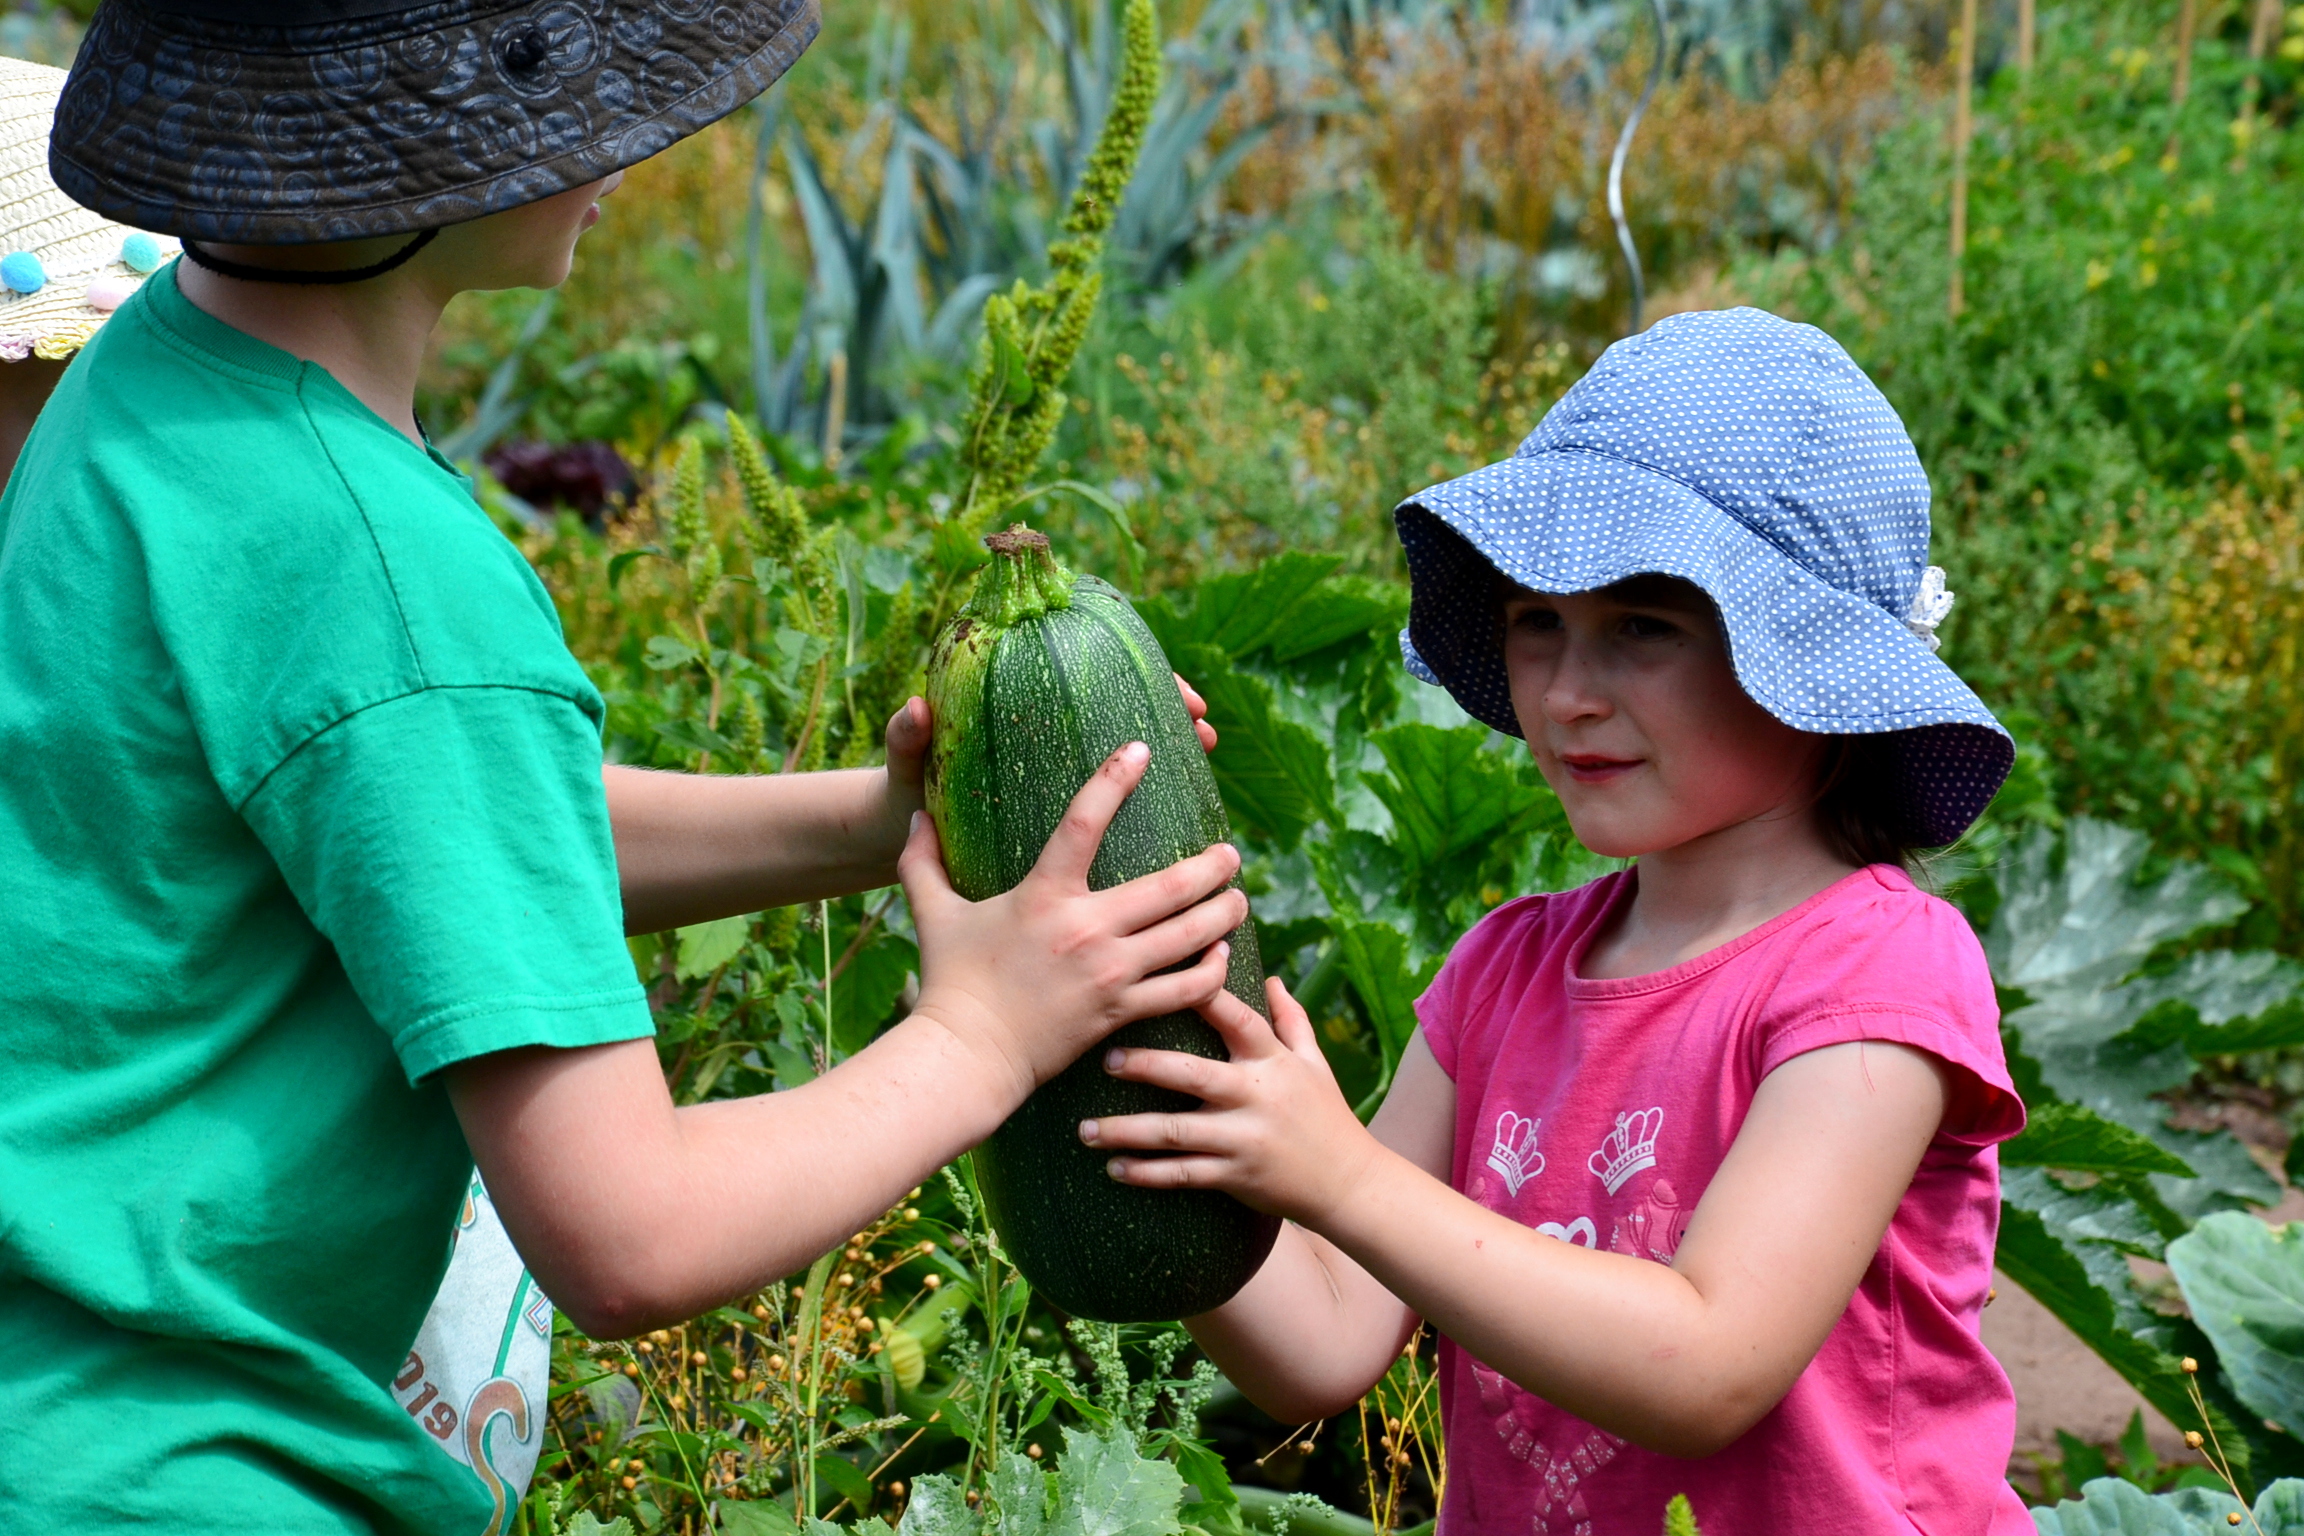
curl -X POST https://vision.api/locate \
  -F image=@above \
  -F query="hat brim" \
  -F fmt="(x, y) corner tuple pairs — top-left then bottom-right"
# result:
(50, 0), (819, 244)
(1396, 447), (2013, 845)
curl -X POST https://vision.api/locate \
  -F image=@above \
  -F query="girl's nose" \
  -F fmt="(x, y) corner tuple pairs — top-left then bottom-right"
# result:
(1541, 638), (1615, 726)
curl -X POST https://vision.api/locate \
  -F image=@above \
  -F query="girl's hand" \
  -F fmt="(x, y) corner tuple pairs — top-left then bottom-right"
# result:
(1083, 976), (1377, 1226)
(900, 741), (1248, 1104)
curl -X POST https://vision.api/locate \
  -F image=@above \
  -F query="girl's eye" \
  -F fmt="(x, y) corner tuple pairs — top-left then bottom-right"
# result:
(1512, 607), (1562, 634)
(1622, 614), (1677, 640)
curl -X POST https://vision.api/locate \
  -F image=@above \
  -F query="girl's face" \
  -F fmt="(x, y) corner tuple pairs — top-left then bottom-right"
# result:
(1501, 575), (1826, 861)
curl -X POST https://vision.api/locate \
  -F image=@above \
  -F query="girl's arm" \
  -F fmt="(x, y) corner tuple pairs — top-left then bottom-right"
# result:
(1180, 1053), (1453, 1422)
(608, 686), (1218, 934)
(1091, 983), (1947, 1457)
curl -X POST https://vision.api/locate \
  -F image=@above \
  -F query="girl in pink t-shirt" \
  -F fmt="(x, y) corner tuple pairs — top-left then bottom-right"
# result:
(1079, 310), (2032, 1533)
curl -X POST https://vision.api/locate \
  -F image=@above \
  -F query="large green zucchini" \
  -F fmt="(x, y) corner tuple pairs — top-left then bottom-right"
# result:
(923, 526), (1280, 1321)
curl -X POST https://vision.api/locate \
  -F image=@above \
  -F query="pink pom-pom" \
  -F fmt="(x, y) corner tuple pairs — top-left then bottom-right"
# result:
(84, 276), (136, 312)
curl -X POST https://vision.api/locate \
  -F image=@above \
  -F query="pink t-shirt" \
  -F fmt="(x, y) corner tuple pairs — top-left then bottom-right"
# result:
(1415, 865), (2030, 1536)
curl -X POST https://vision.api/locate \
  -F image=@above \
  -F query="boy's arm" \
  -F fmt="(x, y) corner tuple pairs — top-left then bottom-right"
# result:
(607, 686), (1218, 934)
(455, 745), (1248, 1337)
(1180, 1041), (1450, 1421)
(1091, 987), (1945, 1457)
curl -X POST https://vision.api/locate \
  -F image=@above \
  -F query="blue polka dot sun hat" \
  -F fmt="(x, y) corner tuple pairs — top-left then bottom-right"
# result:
(1394, 306), (2013, 848)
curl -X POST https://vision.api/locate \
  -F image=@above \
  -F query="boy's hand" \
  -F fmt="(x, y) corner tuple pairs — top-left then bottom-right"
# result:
(874, 679), (1214, 866)
(899, 740), (1247, 1104)
(1083, 976), (1377, 1226)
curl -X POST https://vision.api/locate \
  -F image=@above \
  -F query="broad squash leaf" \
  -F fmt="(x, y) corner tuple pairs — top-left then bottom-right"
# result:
(1330, 917), (1443, 1098)
(1135, 555), (1397, 665)
(2002, 1101), (2196, 1177)
(1362, 724), (1542, 871)
(1047, 1427), (1185, 1536)
(2027, 1478), (2253, 1534)
(2027, 1479), (2304, 1533)
(2167, 1216), (2304, 1438)
(1169, 641), (1334, 850)
(1995, 1169), (2248, 1484)
(896, 1473), (980, 1535)
(1986, 820), (2301, 1216)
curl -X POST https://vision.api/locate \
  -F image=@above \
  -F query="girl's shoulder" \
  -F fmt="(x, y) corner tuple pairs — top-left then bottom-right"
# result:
(1787, 864), (1994, 1000)
(1760, 864), (2021, 1144)
(1413, 873), (1630, 1074)
(1450, 871), (1629, 976)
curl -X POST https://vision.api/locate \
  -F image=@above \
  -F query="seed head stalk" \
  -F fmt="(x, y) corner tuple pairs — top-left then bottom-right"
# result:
(936, 0), (1160, 615)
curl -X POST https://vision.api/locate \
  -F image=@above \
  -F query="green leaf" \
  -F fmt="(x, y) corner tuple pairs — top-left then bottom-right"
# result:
(829, 927), (918, 1058)
(1997, 1168), (2250, 1484)
(814, 1452), (876, 1514)
(2027, 1477), (2254, 1533)
(992, 1448), (1054, 1536)
(563, 1515), (641, 1536)
(2168, 1216), (2304, 1438)
(2003, 1102), (2197, 1177)
(1134, 554), (1398, 665)
(1047, 1427), (1185, 1536)
(675, 915), (751, 980)
(2058, 1428), (2112, 1488)
(644, 633), (702, 671)
(896, 1473), (982, 1535)
(713, 1502), (799, 1536)
(2120, 1409), (2159, 1483)
(1330, 918), (1441, 1089)
(606, 547), (663, 593)
(1988, 820), (2291, 1216)
(1168, 642), (1333, 850)
(1363, 724), (1542, 871)
(653, 717), (744, 762)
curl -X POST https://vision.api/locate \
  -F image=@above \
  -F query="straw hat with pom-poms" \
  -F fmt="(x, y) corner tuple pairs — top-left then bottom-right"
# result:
(0, 56), (175, 363)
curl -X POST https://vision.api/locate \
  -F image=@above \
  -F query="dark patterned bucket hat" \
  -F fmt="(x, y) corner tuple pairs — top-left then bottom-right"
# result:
(1394, 307), (2013, 848)
(48, 0), (819, 245)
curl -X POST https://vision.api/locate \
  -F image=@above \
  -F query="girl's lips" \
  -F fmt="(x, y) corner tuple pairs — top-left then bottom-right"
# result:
(1558, 754), (1642, 784)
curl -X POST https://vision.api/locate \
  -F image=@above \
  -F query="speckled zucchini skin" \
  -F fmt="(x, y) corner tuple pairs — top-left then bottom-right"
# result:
(924, 536), (1280, 1322)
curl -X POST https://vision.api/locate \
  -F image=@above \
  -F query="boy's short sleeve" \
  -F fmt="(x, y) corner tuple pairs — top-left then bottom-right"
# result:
(241, 683), (652, 1083)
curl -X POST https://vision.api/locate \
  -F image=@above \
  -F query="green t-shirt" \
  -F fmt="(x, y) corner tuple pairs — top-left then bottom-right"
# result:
(0, 265), (653, 1533)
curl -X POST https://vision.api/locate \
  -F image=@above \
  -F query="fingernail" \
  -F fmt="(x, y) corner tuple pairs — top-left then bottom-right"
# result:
(1121, 741), (1149, 764)
(1105, 1047), (1125, 1071)
(1214, 941), (1230, 961)
(1106, 1159), (1127, 1181)
(1079, 1119), (1099, 1144)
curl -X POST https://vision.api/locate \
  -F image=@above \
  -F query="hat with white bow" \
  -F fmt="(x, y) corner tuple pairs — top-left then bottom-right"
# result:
(1394, 307), (2012, 848)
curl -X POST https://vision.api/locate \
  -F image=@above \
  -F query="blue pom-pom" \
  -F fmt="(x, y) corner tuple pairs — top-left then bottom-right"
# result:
(120, 233), (162, 274)
(1, 251), (46, 295)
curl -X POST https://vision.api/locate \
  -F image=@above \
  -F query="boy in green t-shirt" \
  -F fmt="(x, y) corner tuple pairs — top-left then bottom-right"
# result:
(1, 6), (1245, 1532)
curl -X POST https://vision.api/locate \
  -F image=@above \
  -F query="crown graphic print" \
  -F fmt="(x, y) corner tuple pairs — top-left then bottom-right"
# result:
(1589, 1108), (1665, 1195)
(1487, 1112), (1545, 1196)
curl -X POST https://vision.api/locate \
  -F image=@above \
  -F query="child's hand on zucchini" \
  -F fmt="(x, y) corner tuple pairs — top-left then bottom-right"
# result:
(898, 739), (1247, 1105)
(1083, 974), (1377, 1225)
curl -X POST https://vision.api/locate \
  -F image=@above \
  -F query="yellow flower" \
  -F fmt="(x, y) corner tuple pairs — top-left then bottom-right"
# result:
(2086, 260), (2112, 291)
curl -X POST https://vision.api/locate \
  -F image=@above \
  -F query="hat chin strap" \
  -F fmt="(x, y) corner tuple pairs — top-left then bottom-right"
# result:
(179, 229), (438, 286)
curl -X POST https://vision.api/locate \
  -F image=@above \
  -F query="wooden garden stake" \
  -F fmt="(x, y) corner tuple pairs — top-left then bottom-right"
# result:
(2168, 0), (2203, 164)
(2018, 0), (2036, 71)
(1948, 0), (1979, 318)
(2239, 0), (2286, 141)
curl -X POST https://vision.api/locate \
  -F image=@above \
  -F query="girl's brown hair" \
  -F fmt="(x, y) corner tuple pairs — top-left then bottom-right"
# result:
(1813, 733), (1937, 871)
